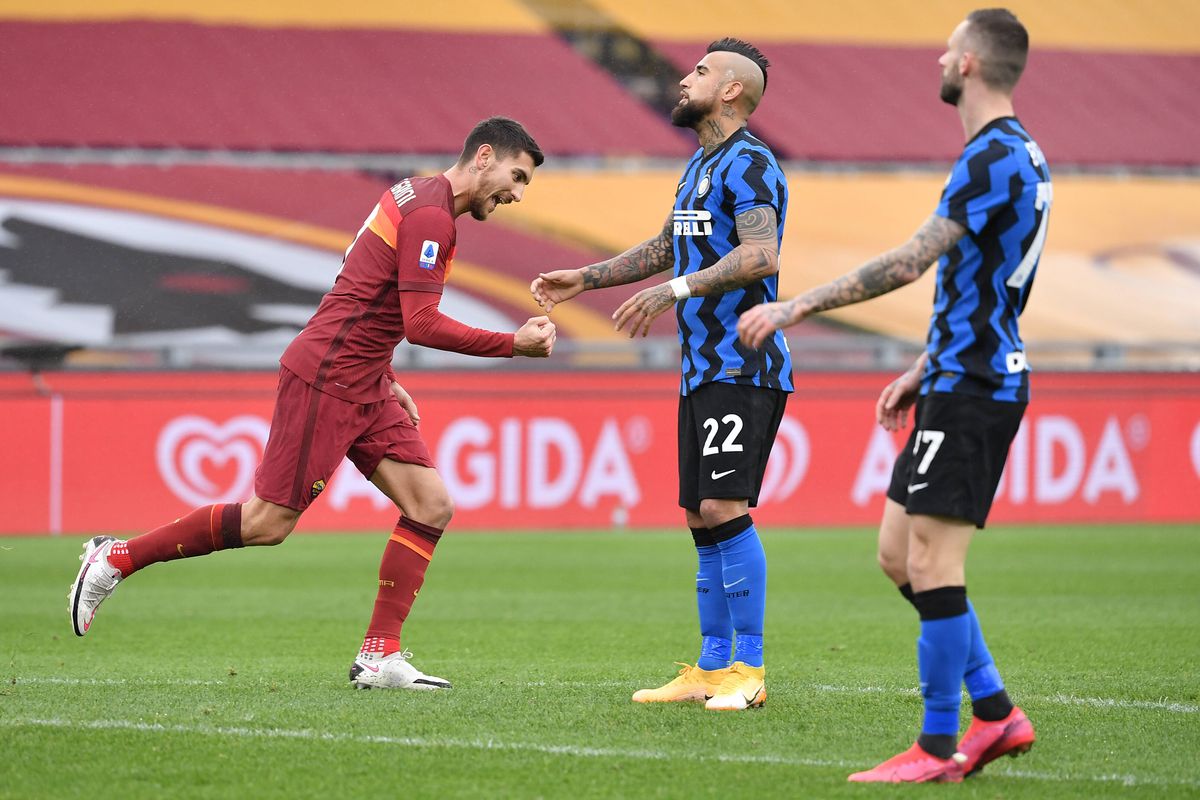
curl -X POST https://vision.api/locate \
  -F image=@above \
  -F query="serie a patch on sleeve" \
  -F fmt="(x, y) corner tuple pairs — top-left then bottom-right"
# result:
(419, 241), (439, 270)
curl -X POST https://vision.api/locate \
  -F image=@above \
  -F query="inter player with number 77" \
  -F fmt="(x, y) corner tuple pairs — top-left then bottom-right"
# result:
(739, 8), (1048, 783)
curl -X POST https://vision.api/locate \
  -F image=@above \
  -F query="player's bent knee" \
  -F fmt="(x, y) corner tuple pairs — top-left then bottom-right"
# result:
(241, 498), (300, 546)
(877, 548), (908, 585)
(408, 492), (454, 529)
(255, 524), (294, 546)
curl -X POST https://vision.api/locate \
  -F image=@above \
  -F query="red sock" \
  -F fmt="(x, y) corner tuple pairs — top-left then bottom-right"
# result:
(363, 516), (443, 647)
(359, 636), (401, 657)
(119, 503), (243, 576)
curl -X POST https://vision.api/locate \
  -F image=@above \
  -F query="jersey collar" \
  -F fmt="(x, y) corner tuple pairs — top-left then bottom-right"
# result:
(698, 126), (750, 165)
(967, 115), (1021, 146)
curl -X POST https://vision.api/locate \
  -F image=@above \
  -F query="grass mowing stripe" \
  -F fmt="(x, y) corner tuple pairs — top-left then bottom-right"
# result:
(2, 716), (855, 768)
(4, 525), (1197, 798)
(19, 677), (1199, 714)
(6, 717), (1200, 789)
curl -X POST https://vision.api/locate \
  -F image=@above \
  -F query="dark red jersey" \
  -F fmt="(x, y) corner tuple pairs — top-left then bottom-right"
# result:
(281, 175), (514, 402)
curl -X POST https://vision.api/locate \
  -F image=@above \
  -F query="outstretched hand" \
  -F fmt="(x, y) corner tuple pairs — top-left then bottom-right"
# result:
(513, 316), (556, 357)
(736, 300), (800, 348)
(612, 283), (674, 338)
(876, 368), (921, 432)
(530, 269), (585, 313)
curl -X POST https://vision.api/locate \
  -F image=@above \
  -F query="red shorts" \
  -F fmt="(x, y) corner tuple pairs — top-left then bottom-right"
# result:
(254, 367), (434, 511)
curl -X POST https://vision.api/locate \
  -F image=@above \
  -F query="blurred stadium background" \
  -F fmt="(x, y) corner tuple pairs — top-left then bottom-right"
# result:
(0, 0), (1197, 533)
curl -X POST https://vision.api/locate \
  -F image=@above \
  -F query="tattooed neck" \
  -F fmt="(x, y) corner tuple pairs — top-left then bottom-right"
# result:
(698, 116), (745, 155)
(699, 120), (727, 154)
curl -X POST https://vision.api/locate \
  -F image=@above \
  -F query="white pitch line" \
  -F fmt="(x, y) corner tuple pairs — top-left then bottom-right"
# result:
(3, 716), (1198, 789)
(13, 677), (1199, 714)
(13, 676), (228, 687)
(1043, 693), (1200, 715)
(1, 717), (851, 769)
(810, 684), (1200, 715)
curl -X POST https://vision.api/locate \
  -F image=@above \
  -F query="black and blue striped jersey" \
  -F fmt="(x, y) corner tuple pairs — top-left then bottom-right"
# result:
(924, 116), (1051, 403)
(673, 128), (793, 396)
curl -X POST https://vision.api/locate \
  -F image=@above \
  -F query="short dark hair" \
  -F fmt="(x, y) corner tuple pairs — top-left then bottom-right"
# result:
(966, 8), (1029, 90)
(457, 116), (544, 168)
(707, 37), (770, 93)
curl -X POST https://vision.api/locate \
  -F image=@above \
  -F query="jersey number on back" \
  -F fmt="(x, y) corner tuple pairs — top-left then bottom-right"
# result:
(1006, 179), (1052, 290)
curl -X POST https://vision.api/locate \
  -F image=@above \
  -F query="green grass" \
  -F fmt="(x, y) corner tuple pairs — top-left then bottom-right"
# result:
(2, 525), (1198, 799)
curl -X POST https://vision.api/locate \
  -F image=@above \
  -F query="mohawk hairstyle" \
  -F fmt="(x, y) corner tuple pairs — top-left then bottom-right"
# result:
(707, 37), (770, 93)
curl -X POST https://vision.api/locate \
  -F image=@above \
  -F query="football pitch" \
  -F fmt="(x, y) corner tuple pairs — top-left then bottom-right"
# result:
(2, 524), (1197, 798)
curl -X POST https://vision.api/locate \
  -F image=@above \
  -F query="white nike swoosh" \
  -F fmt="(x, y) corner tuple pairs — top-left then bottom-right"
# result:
(723, 577), (747, 589)
(711, 469), (736, 480)
(907, 482), (929, 493)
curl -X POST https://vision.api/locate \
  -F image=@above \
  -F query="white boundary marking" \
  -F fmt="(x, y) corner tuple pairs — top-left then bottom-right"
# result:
(810, 683), (1200, 715)
(3, 716), (1198, 788)
(16, 677), (1199, 714)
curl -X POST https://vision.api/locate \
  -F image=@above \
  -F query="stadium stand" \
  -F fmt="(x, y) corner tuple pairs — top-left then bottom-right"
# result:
(0, 0), (1197, 369)
(653, 42), (1200, 166)
(0, 0), (552, 31)
(510, 170), (1200, 350)
(625, 0), (1200, 166)
(589, 0), (1200, 51)
(0, 21), (688, 157)
(0, 165), (630, 364)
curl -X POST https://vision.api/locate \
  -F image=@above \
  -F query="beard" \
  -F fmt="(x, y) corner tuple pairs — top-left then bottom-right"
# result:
(939, 74), (963, 106)
(468, 197), (490, 221)
(670, 95), (712, 129)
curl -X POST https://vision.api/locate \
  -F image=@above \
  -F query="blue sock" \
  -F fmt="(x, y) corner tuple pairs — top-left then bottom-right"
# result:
(715, 519), (766, 668)
(735, 634), (763, 668)
(694, 543), (733, 670)
(963, 600), (1006, 701)
(913, 587), (970, 737)
(699, 635), (732, 670)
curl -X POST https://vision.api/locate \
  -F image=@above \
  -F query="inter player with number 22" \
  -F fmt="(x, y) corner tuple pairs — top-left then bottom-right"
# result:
(740, 8), (1048, 783)
(533, 38), (790, 712)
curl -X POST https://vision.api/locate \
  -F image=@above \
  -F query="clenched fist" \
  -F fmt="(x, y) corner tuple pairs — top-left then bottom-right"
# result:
(513, 316), (557, 357)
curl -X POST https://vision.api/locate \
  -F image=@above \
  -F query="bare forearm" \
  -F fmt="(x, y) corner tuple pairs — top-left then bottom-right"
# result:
(797, 247), (923, 317)
(791, 214), (963, 319)
(582, 234), (673, 290)
(681, 243), (777, 297)
(681, 205), (780, 296)
(909, 351), (929, 375)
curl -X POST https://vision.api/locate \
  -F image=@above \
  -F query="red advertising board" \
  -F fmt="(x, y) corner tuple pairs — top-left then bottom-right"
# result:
(1, 370), (1198, 534)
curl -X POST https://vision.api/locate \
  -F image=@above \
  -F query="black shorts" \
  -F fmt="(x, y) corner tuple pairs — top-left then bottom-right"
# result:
(887, 392), (1025, 528)
(678, 382), (788, 510)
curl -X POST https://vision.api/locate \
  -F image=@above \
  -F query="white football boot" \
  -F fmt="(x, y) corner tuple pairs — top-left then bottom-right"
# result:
(68, 536), (124, 636)
(349, 649), (452, 691)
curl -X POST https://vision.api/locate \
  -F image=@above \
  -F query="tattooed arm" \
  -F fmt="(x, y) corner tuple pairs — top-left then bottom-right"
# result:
(737, 214), (967, 348)
(683, 206), (779, 296)
(530, 214), (674, 313)
(611, 206), (779, 337)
